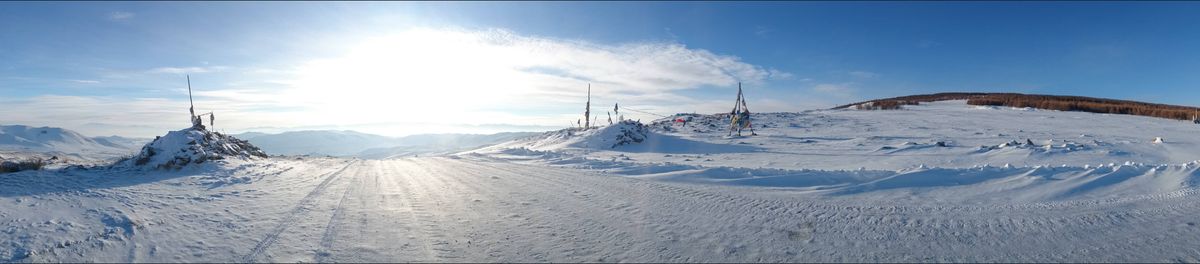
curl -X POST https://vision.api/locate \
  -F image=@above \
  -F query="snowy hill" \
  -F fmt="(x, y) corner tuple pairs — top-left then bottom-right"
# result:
(0, 125), (146, 163)
(237, 130), (538, 157)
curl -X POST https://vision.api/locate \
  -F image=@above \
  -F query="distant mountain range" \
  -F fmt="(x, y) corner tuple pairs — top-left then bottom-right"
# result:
(233, 130), (540, 158)
(0, 125), (147, 161)
(0, 123), (539, 161)
(354, 132), (540, 159)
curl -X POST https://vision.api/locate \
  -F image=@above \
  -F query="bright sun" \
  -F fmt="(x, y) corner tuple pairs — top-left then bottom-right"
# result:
(285, 29), (555, 131)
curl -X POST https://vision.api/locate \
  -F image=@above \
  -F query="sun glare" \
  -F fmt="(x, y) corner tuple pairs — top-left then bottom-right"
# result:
(285, 29), (553, 132)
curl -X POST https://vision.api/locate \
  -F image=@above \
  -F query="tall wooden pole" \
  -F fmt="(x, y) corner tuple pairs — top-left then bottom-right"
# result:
(731, 82), (743, 114)
(584, 83), (591, 129)
(187, 75), (196, 126)
(187, 75), (194, 109)
(739, 82), (749, 112)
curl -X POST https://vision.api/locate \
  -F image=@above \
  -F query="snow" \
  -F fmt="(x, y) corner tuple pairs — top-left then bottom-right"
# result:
(118, 127), (266, 169)
(4, 100), (1200, 262)
(479, 100), (1200, 171)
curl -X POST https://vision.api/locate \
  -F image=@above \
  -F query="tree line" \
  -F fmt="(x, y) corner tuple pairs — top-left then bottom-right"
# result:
(835, 93), (1200, 121)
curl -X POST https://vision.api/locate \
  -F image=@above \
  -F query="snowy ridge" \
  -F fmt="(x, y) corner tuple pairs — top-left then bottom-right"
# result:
(0, 125), (144, 164)
(119, 127), (267, 169)
(0, 125), (103, 150)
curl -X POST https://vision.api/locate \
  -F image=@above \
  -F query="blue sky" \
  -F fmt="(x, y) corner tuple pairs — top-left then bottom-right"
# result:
(2, 2), (1199, 137)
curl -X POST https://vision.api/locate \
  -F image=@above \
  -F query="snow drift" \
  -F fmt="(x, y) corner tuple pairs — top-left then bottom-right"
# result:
(477, 119), (763, 156)
(482, 120), (651, 151)
(119, 127), (266, 169)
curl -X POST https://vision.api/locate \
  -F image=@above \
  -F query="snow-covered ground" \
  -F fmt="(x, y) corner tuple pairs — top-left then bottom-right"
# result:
(3, 100), (1200, 262)
(481, 100), (1200, 171)
(475, 100), (1200, 196)
(4, 157), (1199, 262)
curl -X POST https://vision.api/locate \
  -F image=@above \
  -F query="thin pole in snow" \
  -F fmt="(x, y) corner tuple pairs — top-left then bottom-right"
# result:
(187, 75), (196, 126)
(186, 75), (193, 109)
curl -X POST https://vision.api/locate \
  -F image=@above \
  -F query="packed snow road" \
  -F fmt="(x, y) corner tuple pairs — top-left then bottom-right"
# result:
(4, 157), (1200, 262)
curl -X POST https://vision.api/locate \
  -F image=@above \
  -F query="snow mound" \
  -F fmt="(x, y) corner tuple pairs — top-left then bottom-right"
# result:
(483, 120), (651, 151)
(120, 127), (266, 169)
(574, 120), (650, 149)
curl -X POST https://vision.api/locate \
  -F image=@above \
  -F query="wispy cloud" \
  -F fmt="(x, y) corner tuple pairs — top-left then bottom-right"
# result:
(70, 79), (101, 84)
(254, 28), (786, 130)
(0, 95), (181, 137)
(108, 11), (134, 21)
(754, 26), (774, 38)
(767, 69), (793, 80)
(148, 66), (229, 74)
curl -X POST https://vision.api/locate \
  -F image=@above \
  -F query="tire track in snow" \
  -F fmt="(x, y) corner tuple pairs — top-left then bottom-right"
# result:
(412, 158), (643, 261)
(403, 159), (511, 259)
(395, 160), (471, 260)
(440, 157), (803, 261)
(378, 160), (440, 261)
(416, 158), (650, 261)
(242, 160), (358, 263)
(314, 161), (365, 263)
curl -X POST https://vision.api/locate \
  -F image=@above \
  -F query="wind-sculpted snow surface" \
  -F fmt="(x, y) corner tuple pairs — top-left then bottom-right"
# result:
(3, 157), (1200, 262)
(470, 150), (1200, 202)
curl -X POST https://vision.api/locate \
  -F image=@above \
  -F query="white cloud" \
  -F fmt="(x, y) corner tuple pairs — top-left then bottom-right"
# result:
(242, 28), (785, 133)
(3, 28), (792, 137)
(70, 79), (100, 84)
(754, 26), (774, 38)
(0, 95), (315, 138)
(768, 69), (794, 80)
(0, 96), (181, 137)
(108, 11), (134, 21)
(148, 66), (229, 74)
